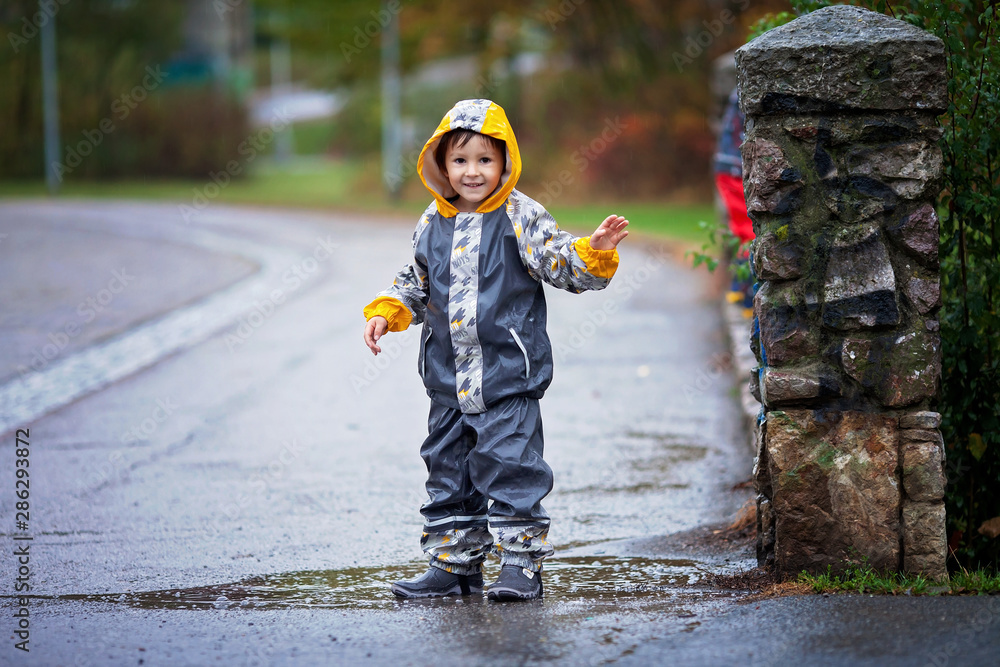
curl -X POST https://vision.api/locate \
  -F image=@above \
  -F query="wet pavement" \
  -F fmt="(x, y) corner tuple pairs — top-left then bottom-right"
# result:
(1, 200), (997, 666)
(0, 212), (256, 386)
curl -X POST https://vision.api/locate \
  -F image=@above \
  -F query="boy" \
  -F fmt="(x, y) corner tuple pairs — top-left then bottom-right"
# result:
(363, 99), (628, 601)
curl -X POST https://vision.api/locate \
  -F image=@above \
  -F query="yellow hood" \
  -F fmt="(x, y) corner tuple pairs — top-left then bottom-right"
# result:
(417, 99), (521, 217)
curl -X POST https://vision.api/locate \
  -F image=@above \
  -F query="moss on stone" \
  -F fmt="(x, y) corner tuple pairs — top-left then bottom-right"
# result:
(814, 443), (839, 469)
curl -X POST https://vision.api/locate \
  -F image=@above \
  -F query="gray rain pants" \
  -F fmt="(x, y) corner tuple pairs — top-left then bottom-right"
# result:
(419, 395), (554, 575)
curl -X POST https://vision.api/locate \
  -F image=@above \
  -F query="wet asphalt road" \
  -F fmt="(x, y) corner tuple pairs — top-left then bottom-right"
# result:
(1, 201), (997, 666)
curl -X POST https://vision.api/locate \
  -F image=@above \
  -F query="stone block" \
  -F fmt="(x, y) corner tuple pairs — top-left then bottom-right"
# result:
(903, 428), (948, 464)
(798, 114), (934, 148)
(899, 411), (941, 429)
(761, 365), (841, 407)
(742, 136), (803, 214)
(902, 440), (945, 501)
(903, 427), (947, 465)
(899, 410), (941, 430)
(754, 229), (805, 281)
(888, 203), (939, 267)
(842, 329), (940, 407)
(761, 368), (820, 405)
(757, 494), (776, 567)
(749, 367), (762, 403)
(755, 281), (819, 366)
(782, 120), (820, 142)
(846, 141), (942, 199)
(755, 415), (766, 457)
(823, 176), (899, 223)
(979, 517), (1000, 539)
(903, 277), (941, 314)
(900, 428), (943, 443)
(823, 228), (899, 330)
(753, 418), (771, 498)
(854, 115), (939, 146)
(902, 500), (948, 580)
(736, 6), (946, 116)
(750, 317), (762, 366)
(753, 454), (771, 499)
(766, 410), (900, 574)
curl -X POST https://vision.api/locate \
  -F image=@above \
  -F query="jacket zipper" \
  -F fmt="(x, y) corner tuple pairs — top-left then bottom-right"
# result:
(421, 328), (431, 377)
(508, 328), (530, 380)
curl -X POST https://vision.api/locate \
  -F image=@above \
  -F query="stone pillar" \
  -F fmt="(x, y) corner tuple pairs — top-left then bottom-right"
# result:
(735, 6), (948, 579)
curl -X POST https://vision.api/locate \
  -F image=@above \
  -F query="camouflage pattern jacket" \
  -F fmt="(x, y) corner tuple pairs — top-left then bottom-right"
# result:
(364, 99), (619, 414)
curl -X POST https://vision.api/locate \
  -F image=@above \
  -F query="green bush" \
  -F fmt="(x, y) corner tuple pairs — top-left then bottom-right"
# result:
(327, 83), (382, 158)
(0, 0), (249, 180)
(52, 87), (250, 180)
(896, 0), (1000, 571)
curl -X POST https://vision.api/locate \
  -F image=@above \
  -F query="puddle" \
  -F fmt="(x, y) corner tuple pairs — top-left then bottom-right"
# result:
(562, 482), (691, 495)
(546, 556), (704, 596)
(620, 431), (711, 467)
(629, 446), (708, 470)
(48, 556), (709, 611)
(624, 431), (703, 447)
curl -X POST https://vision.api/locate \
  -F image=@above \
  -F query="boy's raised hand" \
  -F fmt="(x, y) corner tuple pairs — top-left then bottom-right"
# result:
(589, 215), (629, 251)
(364, 316), (389, 355)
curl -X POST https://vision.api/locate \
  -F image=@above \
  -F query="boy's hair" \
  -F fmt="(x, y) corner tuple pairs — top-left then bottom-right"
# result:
(434, 129), (506, 174)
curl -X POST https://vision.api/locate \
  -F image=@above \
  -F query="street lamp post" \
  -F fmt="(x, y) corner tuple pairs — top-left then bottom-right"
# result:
(40, 2), (61, 194)
(381, 0), (401, 200)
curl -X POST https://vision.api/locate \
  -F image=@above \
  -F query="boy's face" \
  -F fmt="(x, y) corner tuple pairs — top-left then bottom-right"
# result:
(444, 135), (504, 212)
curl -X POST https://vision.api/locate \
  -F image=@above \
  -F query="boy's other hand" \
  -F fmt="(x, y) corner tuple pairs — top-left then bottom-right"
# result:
(364, 316), (389, 355)
(590, 215), (629, 251)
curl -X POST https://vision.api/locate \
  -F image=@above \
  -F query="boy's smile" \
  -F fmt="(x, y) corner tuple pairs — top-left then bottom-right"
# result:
(444, 135), (504, 212)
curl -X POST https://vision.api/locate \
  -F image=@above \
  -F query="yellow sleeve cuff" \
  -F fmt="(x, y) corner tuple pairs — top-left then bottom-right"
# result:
(574, 237), (620, 279)
(363, 296), (413, 332)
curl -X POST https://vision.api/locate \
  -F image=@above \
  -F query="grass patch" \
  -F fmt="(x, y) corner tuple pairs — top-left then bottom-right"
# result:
(0, 159), (717, 245)
(799, 565), (933, 595)
(548, 202), (715, 244)
(0, 159), (421, 217)
(797, 562), (1000, 596)
(950, 569), (1000, 595)
(290, 119), (336, 156)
